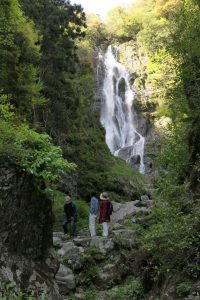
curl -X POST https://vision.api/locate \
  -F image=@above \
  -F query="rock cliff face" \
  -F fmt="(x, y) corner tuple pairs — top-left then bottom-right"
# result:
(0, 161), (61, 299)
(118, 41), (158, 174)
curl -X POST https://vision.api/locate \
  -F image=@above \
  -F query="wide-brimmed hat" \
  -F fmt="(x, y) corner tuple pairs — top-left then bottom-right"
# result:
(100, 192), (109, 200)
(65, 195), (71, 203)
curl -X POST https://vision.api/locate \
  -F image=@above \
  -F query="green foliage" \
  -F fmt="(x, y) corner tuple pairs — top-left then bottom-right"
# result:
(83, 245), (105, 264)
(176, 282), (191, 297)
(20, 0), (86, 133)
(105, 280), (143, 300)
(65, 124), (112, 198)
(84, 289), (97, 300)
(123, 1), (200, 286)
(117, 1), (200, 278)
(75, 199), (90, 231)
(0, 96), (15, 120)
(0, 282), (37, 300)
(0, 0), (42, 117)
(154, 123), (190, 199)
(135, 120), (198, 280)
(104, 158), (145, 201)
(132, 199), (200, 288)
(1, 0), (200, 297)
(68, 290), (97, 300)
(140, 205), (195, 251)
(106, 6), (142, 41)
(74, 0), (200, 296)
(0, 118), (75, 194)
(78, 265), (98, 286)
(85, 13), (108, 47)
(61, 69), (145, 199)
(2, 0), (145, 202)
(56, 253), (69, 265)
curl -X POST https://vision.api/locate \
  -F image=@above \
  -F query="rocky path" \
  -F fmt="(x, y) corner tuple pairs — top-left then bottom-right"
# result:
(53, 195), (154, 299)
(111, 197), (153, 227)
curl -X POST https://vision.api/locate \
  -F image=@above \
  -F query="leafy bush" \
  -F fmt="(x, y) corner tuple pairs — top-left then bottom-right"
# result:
(176, 282), (191, 297)
(105, 280), (143, 300)
(79, 265), (99, 286)
(104, 157), (145, 201)
(0, 282), (40, 300)
(84, 289), (97, 300)
(0, 119), (75, 195)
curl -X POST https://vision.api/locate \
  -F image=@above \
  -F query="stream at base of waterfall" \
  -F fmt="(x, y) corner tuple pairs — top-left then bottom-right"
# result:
(99, 45), (145, 174)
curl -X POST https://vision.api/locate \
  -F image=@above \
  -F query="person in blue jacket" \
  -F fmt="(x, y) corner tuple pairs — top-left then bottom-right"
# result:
(89, 192), (99, 237)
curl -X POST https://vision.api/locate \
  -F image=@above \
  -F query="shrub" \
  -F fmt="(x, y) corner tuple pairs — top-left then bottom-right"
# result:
(0, 120), (75, 195)
(105, 280), (143, 300)
(176, 282), (191, 297)
(0, 282), (39, 300)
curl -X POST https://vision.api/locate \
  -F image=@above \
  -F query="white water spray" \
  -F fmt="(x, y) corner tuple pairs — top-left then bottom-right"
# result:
(99, 46), (145, 173)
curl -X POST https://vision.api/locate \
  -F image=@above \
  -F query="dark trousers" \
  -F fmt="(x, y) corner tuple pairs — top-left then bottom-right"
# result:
(63, 217), (75, 237)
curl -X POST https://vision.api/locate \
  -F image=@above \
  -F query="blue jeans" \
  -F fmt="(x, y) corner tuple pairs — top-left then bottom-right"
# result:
(63, 217), (75, 237)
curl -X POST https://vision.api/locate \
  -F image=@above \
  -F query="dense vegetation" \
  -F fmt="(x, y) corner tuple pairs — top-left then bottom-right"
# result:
(0, 0), (142, 200)
(1, 0), (200, 298)
(73, 0), (200, 296)
(0, 0), (77, 195)
(91, 0), (200, 296)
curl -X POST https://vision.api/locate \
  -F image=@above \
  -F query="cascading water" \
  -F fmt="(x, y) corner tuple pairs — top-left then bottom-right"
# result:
(99, 45), (145, 173)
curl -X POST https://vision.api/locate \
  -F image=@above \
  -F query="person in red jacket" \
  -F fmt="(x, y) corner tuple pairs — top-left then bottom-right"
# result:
(99, 192), (110, 237)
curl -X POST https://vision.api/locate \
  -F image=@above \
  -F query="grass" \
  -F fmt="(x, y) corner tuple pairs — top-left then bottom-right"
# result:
(104, 157), (145, 202)
(104, 279), (143, 300)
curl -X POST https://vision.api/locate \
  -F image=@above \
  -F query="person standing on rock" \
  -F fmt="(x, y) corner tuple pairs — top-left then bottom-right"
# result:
(63, 195), (77, 239)
(99, 192), (110, 237)
(89, 192), (99, 237)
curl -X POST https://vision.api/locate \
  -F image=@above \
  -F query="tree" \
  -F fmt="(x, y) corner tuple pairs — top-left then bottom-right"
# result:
(106, 5), (143, 41)
(20, 0), (86, 139)
(0, 0), (42, 117)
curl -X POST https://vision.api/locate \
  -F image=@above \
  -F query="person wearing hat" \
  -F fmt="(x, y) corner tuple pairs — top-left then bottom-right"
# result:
(99, 192), (110, 237)
(62, 195), (77, 238)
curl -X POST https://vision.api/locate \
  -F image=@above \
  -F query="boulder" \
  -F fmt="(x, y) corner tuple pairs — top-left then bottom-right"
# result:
(53, 237), (62, 249)
(53, 232), (66, 239)
(0, 245), (61, 300)
(57, 242), (84, 270)
(135, 199), (154, 208)
(140, 194), (150, 201)
(111, 223), (123, 230)
(110, 201), (138, 226)
(55, 264), (75, 295)
(112, 229), (137, 248)
(90, 237), (115, 255)
(97, 263), (122, 285)
(140, 200), (154, 208)
(73, 237), (91, 248)
(112, 229), (137, 239)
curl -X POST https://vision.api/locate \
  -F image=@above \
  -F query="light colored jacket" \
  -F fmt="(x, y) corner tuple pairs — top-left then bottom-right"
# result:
(90, 196), (99, 215)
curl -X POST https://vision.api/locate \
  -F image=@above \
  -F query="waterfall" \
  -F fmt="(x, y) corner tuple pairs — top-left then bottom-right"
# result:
(99, 45), (145, 173)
